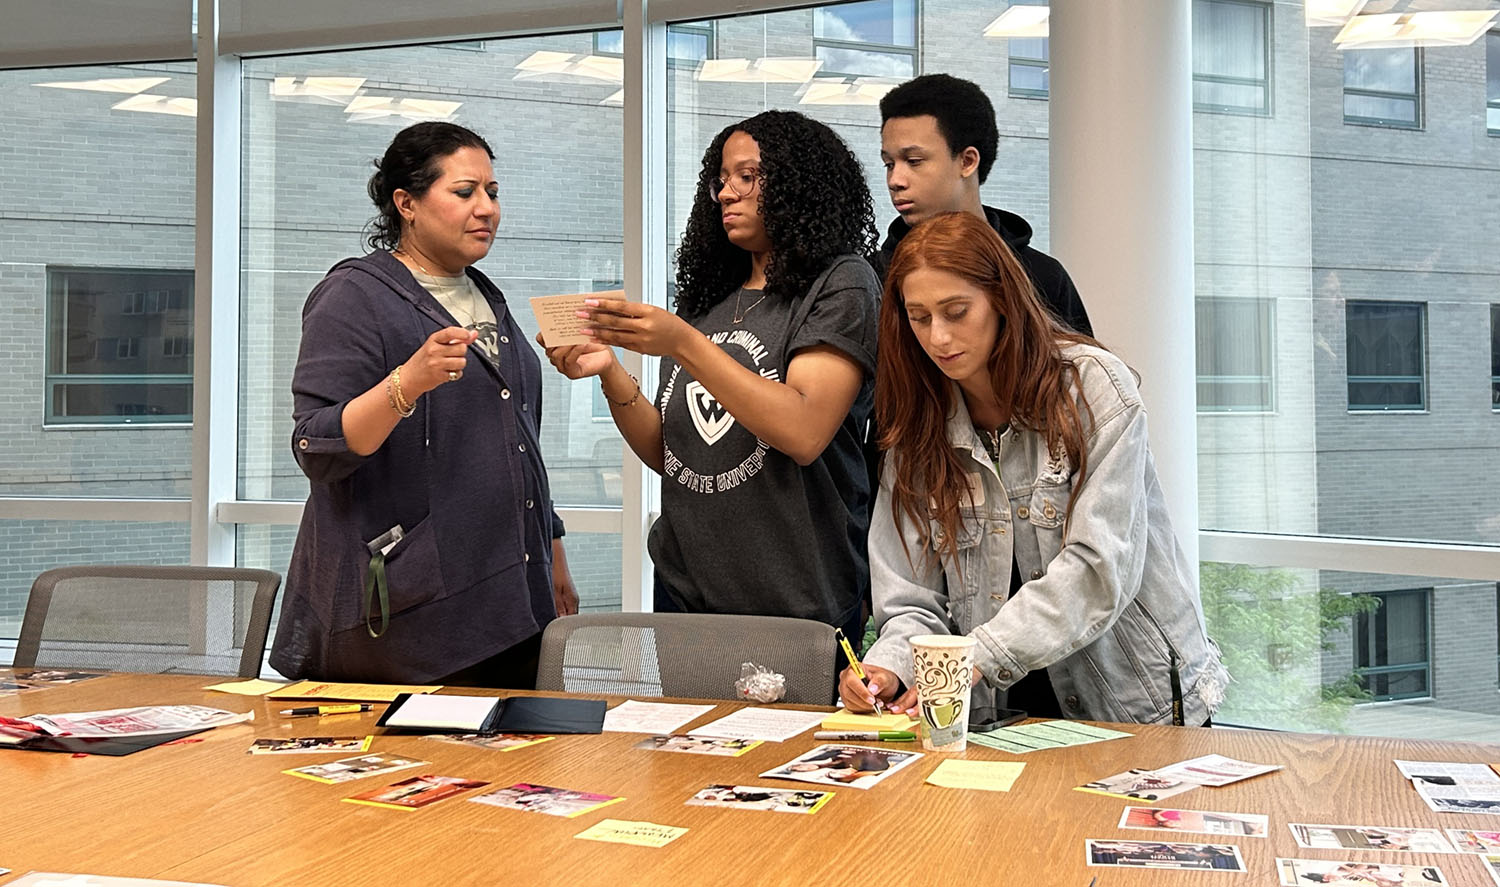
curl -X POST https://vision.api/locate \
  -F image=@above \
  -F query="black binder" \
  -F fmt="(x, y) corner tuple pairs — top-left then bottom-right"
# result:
(376, 693), (606, 735)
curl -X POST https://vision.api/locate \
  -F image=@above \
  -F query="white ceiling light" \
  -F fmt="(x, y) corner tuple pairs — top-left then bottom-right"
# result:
(513, 51), (623, 84)
(35, 77), (169, 94)
(1333, 10), (1500, 48)
(983, 6), (1050, 38)
(1305, 0), (1368, 27)
(798, 77), (899, 106)
(111, 94), (197, 117)
(270, 76), (366, 104)
(696, 57), (823, 84)
(342, 96), (462, 124)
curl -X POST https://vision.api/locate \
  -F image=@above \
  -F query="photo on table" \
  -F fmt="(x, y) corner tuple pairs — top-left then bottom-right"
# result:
(759, 743), (923, 791)
(420, 733), (555, 752)
(1119, 806), (1268, 838)
(343, 774), (489, 811)
(1288, 823), (1456, 854)
(469, 782), (625, 818)
(686, 784), (833, 814)
(1275, 858), (1448, 887)
(636, 735), (763, 757)
(249, 735), (372, 755)
(282, 753), (427, 784)
(1447, 829), (1500, 854)
(1076, 769), (1198, 803)
(8, 670), (108, 686)
(1085, 840), (1245, 871)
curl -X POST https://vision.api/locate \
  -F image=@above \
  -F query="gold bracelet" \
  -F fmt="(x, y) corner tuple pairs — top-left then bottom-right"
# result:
(388, 367), (416, 418)
(602, 373), (641, 408)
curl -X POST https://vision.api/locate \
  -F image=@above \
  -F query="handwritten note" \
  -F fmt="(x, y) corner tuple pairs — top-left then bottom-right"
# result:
(575, 819), (689, 848)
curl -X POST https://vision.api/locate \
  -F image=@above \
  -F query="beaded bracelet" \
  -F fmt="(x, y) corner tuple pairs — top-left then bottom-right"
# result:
(602, 373), (642, 409)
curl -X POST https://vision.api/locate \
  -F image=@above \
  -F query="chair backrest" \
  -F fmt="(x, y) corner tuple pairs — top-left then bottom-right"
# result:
(536, 612), (837, 705)
(15, 564), (282, 678)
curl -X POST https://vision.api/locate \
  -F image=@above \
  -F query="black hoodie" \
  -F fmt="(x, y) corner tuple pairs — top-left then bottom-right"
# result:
(874, 205), (1092, 337)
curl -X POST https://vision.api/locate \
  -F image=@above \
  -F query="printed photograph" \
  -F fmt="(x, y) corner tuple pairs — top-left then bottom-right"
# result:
(469, 782), (625, 818)
(249, 736), (371, 755)
(686, 784), (833, 814)
(1446, 829), (1500, 854)
(1276, 858), (1448, 886)
(421, 733), (555, 752)
(283, 753), (426, 784)
(1077, 769), (1199, 802)
(1289, 824), (1455, 854)
(1119, 806), (1268, 838)
(1483, 854), (1500, 887)
(636, 735), (763, 757)
(1416, 784), (1500, 816)
(343, 774), (489, 811)
(9, 670), (108, 685)
(1086, 840), (1245, 871)
(760, 743), (922, 791)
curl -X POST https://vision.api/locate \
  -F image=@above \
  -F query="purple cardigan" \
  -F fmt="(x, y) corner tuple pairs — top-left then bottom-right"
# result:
(269, 251), (562, 683)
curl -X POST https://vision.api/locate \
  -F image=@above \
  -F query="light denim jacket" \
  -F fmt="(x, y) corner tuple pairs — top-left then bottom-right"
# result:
(864, 342), (1228, 725)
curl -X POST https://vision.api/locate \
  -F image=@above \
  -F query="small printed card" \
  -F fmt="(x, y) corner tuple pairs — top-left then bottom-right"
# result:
(1151, 754), (1281, 787)
(686, 784), (833, 814)
(531, 290), (623, 347)
(1077, 769), (1200, 803)
(283, 753), (427, 784)
(1288, 823), (1456, 854)
(420, 733), (555, 752)
(1086, 839), (1246, 872)
(249, 736), (372, 755)
(343, 774), (489, 811)
(925, 760), (1025, 792)
(1276, 858), (1448, 887)
(603, 700), (716, 735)
(634, 735), (762, 757)
(575, 819), (688, 848)
(760, 744), (922, 791)
(10, 670), (108, 686)
(1395, 760), (1500, 787)
(469, 782), (625, 818)
(1415, 782), (1500, 816)
(1484, 854), (1500, 887)
(1119, 807), (1268, 838)
(968, 720), (1131, 754)
(1447, 829), (1500, 854)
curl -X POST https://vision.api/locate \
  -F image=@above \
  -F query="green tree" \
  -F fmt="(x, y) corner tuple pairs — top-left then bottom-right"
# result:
(1200, 562), (1378, 732)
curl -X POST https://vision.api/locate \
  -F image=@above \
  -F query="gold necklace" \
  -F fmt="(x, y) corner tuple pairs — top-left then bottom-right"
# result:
(393, 246), (440, 278)
(733, 287), (767, 324)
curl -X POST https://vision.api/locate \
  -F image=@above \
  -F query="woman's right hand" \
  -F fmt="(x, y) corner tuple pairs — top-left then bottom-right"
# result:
(838, 663), (903, 713)
(537, 335), (616, 380)
(401, 326), (477, 397)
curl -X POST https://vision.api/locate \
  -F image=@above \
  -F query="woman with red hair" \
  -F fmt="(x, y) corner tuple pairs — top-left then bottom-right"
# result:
(839, 212), (1226, 725)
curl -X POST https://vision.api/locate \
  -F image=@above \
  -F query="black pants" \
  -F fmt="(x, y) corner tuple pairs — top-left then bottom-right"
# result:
(436, 632), (542, 689)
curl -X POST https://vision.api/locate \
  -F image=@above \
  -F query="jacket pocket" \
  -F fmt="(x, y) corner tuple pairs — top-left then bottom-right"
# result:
(332, 515), (448, 633)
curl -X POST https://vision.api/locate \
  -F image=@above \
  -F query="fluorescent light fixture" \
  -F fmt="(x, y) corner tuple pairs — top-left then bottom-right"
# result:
(270, 76), (366, 104)
(798, 77), (899, 106)
(111, 94), (196, 117)
(1333, 10), (1499, 48)
(600, 89), (624, 106)
(983, 6), (1050, 38)
(342, 96), (462, 124)
(513, 51), (623, 84)
(35, 77), (169, 94)
(696, 57), (823, 84)
(1305, 0), (1367, 27)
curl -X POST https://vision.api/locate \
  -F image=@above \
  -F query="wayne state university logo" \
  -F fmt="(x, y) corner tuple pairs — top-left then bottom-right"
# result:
(686, 380), (733, 445)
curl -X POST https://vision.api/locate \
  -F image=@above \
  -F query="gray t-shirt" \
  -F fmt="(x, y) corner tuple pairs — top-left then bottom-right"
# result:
(411, 269), (501, 363)
(648, 255), (880, 625)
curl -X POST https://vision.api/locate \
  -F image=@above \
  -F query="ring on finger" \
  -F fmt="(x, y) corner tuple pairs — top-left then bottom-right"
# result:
(448, 371), (459, 382)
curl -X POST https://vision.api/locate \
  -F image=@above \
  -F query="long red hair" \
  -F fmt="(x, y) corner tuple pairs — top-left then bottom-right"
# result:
(876, 211), (1099, 568)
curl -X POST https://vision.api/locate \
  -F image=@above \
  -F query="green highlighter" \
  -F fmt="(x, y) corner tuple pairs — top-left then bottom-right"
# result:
(814, 730), (916, 741)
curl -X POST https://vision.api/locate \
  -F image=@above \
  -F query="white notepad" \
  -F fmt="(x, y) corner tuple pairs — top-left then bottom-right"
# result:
(381, 694), (500, 732)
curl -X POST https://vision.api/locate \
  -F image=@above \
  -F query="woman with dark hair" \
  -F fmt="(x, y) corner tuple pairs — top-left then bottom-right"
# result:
(542, 110), (879, 639)
(270, 121), (576, 688)
(838, 211), (1226, 724)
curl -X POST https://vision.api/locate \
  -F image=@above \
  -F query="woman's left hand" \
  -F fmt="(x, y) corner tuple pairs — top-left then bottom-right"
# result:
(579, 298), (692, 358)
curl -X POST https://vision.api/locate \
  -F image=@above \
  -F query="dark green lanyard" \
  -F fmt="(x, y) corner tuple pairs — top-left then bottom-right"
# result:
(364, 553), (391, 639)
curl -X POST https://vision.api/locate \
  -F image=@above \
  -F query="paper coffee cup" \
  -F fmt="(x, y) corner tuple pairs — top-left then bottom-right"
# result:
(910, 634), (977, 752)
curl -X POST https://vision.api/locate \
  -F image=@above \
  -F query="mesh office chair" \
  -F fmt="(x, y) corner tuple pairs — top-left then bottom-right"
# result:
(536, 612), (837, 705)
(14, 564), (282, 678)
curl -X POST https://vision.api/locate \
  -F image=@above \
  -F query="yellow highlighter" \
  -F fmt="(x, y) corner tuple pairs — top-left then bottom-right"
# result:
(834, 627), (884, 716)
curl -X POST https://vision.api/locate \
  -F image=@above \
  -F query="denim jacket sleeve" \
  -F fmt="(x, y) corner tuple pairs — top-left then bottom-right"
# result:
(970, 358), (1152, 688)
(862, 466), (957, 690)
(290, 273), (388, 485)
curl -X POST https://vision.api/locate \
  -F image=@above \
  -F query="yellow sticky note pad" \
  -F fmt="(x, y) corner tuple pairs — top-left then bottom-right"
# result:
(204, 678), (288, 696)
(926, 760), (1026, 792)
(575, 819), (688, 848)
(820, 711), (919, 733)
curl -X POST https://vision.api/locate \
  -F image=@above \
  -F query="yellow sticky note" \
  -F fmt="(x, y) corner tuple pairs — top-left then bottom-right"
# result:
(204, 678), (289, 696)
(926, 759), (1026, 792)
(269, 680), (442, 702)
(575, 819), (688, 848)
(820, 711), (919, 733)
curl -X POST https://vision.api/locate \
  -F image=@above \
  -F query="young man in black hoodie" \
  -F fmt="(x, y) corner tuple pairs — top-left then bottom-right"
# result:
(875, 73), (1091, 335)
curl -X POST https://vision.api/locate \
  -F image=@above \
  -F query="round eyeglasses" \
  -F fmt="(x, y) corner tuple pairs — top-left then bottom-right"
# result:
(708, 167), (760, 201)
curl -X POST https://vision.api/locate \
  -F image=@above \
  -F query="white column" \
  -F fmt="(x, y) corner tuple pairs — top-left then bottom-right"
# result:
(1049, 0), (1199, 566)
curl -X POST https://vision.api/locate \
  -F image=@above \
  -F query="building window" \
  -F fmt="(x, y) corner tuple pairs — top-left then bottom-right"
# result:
(1491, 304), (1500, 409)
(1196, 297), (1274, 411)
(1344, 47), (1422, 129)
(595, 22), (715, 63)
(1005, 0), (1049, 99)
(1346, 300), (1425, 411)
(813, 0), (918, 79)
(1490, 30), (1500, 135)
(1354, 588), (1431, 701)
(45, 268), (194, 425)
(1192, 0), (1271, 115)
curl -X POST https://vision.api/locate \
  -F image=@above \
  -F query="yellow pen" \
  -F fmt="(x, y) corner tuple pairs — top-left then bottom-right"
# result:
(834, 628), (884, 715)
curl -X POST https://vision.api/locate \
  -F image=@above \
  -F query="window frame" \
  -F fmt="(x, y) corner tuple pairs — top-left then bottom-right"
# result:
(1488, 29), (1500, 137)
(1191, 0), (1273, 117)
(593, 20), (714, 64)
(811, 0), (920, 80)
(1345, 299), (1428, 413)
(1491, 303), (1500, 411)
(1342, 46), (1423, 130)
(1195, 296), (1277, 414)
(1353, 588), (1433, 703)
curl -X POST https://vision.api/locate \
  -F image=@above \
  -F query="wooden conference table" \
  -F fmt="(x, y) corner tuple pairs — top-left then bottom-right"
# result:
(5, 672), (1500, 887)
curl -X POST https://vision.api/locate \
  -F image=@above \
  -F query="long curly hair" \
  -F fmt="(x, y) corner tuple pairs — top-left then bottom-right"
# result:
(674, 110), (877, 317)
(877, 212), (1100, 569)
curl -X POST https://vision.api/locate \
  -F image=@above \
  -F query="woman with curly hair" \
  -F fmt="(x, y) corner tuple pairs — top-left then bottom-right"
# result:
(541, 110), (879, 640)
(839, 211), (1227, 725)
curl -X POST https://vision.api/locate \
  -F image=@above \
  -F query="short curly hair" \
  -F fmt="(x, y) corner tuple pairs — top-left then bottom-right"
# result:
(674, 110), (877, 318)
(879, 73), (999, 184)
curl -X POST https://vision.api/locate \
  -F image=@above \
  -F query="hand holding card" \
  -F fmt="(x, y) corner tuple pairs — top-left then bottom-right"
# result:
(531, 290), (623, 347)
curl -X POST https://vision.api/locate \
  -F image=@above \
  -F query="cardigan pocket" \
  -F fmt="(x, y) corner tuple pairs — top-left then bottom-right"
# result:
(331, 514), (447, 633)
